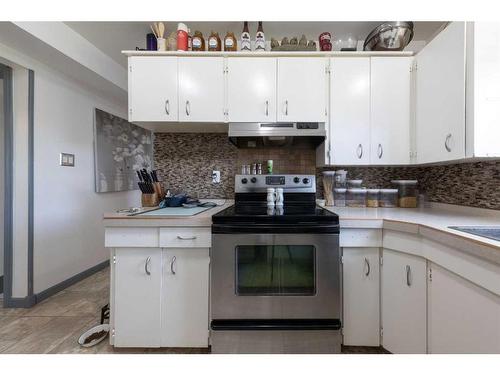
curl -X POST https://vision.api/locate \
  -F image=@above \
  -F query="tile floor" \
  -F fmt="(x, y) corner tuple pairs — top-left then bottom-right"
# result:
(0, 267), (386, 354)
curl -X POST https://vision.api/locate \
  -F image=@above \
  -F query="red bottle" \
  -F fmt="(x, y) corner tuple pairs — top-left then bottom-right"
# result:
(177, 23), (189, 51)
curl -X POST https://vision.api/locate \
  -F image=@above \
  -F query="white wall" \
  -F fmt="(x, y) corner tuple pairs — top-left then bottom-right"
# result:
(0, 41), (140, 297)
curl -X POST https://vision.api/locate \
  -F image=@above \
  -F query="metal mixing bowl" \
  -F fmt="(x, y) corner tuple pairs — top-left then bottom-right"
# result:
(364, 22), (414, 51)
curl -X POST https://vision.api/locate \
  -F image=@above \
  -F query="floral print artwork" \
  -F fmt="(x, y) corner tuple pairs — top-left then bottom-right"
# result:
(93, 108), (153, 192)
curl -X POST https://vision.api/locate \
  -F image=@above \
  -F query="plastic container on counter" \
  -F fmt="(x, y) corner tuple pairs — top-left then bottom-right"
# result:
(335, 170), (348, 188)
(347, 188), (367, 207)
(379, 189), (399, 208)
(334, 188), (347, 207)
(347, 179), (363, 188)
(392, 180), (419, 208)
(322, 171), (336, 206)
(366, 189), (380, 208)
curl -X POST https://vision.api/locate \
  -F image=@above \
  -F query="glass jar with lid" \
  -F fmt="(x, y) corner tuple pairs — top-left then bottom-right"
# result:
(334, 188), (347, 207)
(392, 180), (418, 208)
(322, 171), (335, 206)
(347, 179), (363, 188)
(379, 189), (398, 208)
(366, 189), (380, 208)
(347, 188), (367, 207)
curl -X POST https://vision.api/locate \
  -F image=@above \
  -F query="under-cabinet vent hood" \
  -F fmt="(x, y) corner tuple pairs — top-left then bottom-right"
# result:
(228, 122), (326, 149)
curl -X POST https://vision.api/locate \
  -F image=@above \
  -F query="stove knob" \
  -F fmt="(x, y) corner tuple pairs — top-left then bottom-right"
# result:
(302, 178), (310, 184)
(293, 177), (300, 183)
(241, 178), (248, 184)
(251, 177), (257, 183)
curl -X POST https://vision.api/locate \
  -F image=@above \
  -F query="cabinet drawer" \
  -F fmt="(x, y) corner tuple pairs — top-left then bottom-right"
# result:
(160, 227), (211, 248)
(340, 229), (382, 247)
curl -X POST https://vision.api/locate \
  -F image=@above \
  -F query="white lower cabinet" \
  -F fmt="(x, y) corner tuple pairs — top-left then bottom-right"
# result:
(113, 248), (163, 347)
(111, 245), (210, 348)
(428, 263), (500, 353)
(161, 248), (210, 347)
(342, 248), (380, 346)
(381, 249), (427, 353)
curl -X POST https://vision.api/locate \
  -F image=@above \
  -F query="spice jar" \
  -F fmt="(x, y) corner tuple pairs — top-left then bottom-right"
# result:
(334, 188), (347, 207)
(379, 189), (398, 208)
(347, 188), (367, 208)
(322, 171), (335, 206)
(208, 31), (222, 51)
(192, 30), (205, 51)
(366, 189), (380, 208)
(392, 180), (419, 208)
(224, 32), (237, 51)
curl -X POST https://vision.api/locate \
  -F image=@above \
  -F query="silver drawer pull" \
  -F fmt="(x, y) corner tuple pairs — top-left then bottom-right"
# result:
(356, 144), (363, 159)
(444, 133), (452, 152)
(265, 100), (269, 116)
(165, 99), (170, 115)
(364, 258), (370, 277)
(185, 100), (190, 116)
(406, 265), (412, 286)
(170, 256), (177, 275)
(378, 143), (383, 159)
(177, 235), (197, 240)
(145, 256), (151, 276)
(284, 100), (288, 116)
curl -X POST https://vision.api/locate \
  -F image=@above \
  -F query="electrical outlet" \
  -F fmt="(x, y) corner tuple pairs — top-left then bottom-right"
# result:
(212, 170), (221, 184)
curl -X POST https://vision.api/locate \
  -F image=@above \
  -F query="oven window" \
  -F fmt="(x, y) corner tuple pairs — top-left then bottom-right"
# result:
(236, 245), (316, 296)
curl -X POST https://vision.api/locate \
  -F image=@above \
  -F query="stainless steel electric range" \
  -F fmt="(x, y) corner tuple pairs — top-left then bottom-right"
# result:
(210, 174), (341, 354)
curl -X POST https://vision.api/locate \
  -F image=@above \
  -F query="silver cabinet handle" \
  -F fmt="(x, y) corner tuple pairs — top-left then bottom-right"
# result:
(378, 143), (383, 159)
(364, 258), (370, 277)
(177, 235), (197, 240)
(406, 265), (412, 286)
(265, 100), (269, 116)
(356, 144), (363, 159)
(145, 256), (151, 276)
(185, 100), (190, 116)
(444, 133), (452, 152)
(165, 99), (170, 115)
(284, 100), (288, 116)
(170, 256), (177, 275)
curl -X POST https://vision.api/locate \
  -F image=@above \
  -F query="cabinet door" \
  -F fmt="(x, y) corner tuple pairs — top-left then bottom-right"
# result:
(330, 58), (370, 164)
(161, 248), (210, 347)
(371, 57), (412, 165)
(381, 249), (427, 353)
(128, 56), (178, 122)
(277, 58), (328, 122)
(416, 22), (466, 163)
(428, 263), (500, 353)
(227, 58), (277, 122)
(342, 248), (380, 346)
(113, 248), (162, 347)
(178, 57), (225, 122)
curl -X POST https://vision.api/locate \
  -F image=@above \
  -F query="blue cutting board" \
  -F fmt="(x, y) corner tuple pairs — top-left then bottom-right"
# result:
(135, 206), (213, 217)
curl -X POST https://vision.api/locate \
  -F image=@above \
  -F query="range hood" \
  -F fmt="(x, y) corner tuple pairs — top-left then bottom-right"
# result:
(228, 122), (326, 149)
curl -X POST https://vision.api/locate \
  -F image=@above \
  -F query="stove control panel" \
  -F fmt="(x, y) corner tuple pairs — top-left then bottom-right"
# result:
(235, 174), (316, 193)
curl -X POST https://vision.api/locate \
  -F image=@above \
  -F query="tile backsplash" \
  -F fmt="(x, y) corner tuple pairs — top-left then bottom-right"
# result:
(154, 133), (500, 210)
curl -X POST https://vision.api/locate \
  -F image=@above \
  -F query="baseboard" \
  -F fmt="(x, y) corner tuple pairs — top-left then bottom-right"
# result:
(4, 295), (37, 308)
(35, 260), (110, 304)
(0, 275), (3, 294)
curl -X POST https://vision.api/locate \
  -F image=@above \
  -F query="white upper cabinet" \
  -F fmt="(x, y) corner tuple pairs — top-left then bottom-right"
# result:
(128, 57), (178, 122)
(330, 57), (371, 164)
(277, 58), (328, 122)
(381, 249), (427, 354)
(370, 57), (412, 164)
(227, 58), (277, 122)
(178, 57), (225, 122)
(342, 247), (380, 346)
(416, 22), (466, 163)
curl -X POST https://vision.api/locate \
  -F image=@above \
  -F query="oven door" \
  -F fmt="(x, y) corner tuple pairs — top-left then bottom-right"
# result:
(211, 233), (340, 320)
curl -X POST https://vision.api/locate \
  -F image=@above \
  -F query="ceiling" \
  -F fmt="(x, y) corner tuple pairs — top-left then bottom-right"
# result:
(66, 21), (447, 67)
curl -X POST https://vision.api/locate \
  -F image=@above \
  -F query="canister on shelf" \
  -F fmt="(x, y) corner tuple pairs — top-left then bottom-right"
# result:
(366, 189), (380, 208)
(392, 180), (419, 208)
(322, 171), (335, 206)
(379, 189), (399, 208)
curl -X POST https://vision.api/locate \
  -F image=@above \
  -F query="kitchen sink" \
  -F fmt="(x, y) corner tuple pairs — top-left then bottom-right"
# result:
(448, 226), (500, 242)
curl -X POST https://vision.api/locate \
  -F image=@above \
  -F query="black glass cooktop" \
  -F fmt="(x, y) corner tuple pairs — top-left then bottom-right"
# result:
(212, 204), (339, 225)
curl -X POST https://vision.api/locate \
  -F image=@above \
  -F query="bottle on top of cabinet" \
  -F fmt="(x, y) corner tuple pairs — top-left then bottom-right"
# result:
(224, 32), (237, 51)
(208, 31), (222, 51)
(241, 21), (251, 51)
(255, 21), (266, 51)
(192, 30), (205, 51)
(176, 23), (189, 51)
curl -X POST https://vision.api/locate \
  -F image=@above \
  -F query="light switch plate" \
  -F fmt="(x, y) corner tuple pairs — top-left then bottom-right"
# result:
(60, 153), (75, 167)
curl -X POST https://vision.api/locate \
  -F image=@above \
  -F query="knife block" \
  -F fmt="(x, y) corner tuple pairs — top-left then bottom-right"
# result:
(152, 182), (166, 200)
(141, 193), (159, 207)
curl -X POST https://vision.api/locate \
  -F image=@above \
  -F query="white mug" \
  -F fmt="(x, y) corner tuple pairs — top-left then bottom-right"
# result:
(267, 188), (276, 207)
(157, 38), (167, 51)
(275, 188), (284, 207)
